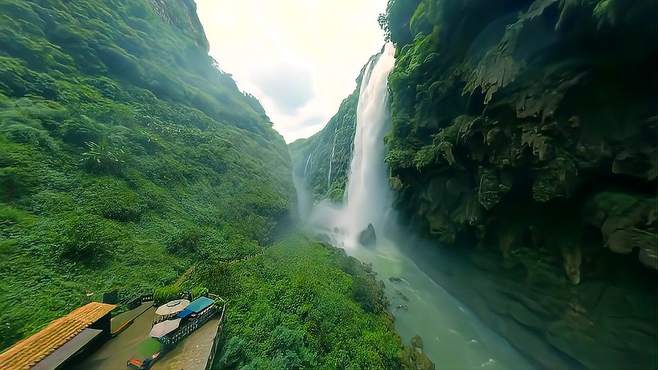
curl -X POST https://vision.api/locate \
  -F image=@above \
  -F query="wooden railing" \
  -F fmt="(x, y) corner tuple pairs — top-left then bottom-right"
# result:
(205, 302), (227, 370)
(124, 293), (154, 309)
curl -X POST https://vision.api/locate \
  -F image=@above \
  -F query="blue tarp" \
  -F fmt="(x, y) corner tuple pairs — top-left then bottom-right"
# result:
(184, 297), (214, 313)
(175, 297), (214, 318)
(176, 309), (192, 319)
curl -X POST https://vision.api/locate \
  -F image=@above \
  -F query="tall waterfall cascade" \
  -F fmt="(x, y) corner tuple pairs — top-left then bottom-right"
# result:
(342, 44), (396, 240)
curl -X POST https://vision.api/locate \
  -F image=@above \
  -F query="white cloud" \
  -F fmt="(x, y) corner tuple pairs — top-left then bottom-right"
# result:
(251, 61), (314, 114)
(195, 0), (387, 142)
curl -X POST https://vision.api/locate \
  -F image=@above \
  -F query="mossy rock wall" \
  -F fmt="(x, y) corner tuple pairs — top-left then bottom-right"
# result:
(379, 0), (657, 369)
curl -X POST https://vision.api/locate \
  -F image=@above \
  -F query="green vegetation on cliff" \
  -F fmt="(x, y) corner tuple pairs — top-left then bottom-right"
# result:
(0, 3), (409, 368)
(205, 236), (403, 369)
(377, 0), (657, 369)
(289, 89), (357, 202)
(0, 0), (292, 349)
(382, 0), (657, 267)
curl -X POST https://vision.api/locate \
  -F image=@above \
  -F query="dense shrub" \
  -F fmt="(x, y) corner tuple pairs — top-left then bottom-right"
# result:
(56, 214), (120, 265)
(211, 237), (404, 369)
(81, 140), (127, 175)
(217, 337), (249, 369)
(153, 284), (184, 304)
(189, 285), (208, 300)
(2, 124), (54, 150)
(167, 227), (203, 256)
(58, 118), (102, 147)
(351, 275), (386, 314)
(82, 178), (145, 222)
(0, 206), (34, 226)
(0, 167), (25, 201)
(379, 0), (421, 43)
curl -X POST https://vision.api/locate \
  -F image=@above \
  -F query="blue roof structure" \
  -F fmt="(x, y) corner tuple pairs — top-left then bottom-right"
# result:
(185, 297), (214, 313)
(175, 297), (215, 319)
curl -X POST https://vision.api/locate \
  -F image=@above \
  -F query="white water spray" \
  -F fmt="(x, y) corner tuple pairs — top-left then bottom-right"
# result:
(339, 44), (396, 244)
(303, 152), (312, 177)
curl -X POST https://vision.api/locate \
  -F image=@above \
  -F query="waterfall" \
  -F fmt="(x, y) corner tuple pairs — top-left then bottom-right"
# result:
(294, 152), (314, 220)
(340, 43), (396, 243)
(303, 152), (312, 177)
(301, 43), (396, 247)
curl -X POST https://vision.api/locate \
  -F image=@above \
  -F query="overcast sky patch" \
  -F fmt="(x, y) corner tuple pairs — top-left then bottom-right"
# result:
(195, 0), (387, 142)
(251, 62), (314, 114)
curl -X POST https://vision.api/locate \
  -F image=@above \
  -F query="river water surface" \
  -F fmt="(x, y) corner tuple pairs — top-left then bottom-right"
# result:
(344, 234), (534, 370)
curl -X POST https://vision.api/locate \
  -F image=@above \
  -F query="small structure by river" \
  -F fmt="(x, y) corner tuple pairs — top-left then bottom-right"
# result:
(128, 295), (225, 369)
(62, 295), (226, 370)
(0, 302), (116, 370)
(0, 293), (225, 370)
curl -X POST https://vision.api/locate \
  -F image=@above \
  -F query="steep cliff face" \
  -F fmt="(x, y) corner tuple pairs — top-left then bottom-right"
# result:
(383, 0), (657, 272)
(0, 0), (291, 348)
(379, 0), (657, 369)
(149, 0), (209, 50)
(288, 87), (358, 201)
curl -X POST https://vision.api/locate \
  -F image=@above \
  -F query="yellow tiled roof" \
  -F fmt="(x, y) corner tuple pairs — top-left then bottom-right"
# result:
(0, 302), (116, 370)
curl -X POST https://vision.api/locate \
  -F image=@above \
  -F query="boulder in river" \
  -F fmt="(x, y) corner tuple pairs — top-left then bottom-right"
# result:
(358, 223), (376, 246)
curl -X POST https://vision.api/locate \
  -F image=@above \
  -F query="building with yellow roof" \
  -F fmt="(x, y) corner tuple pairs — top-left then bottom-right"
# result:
(0, 302), (116, 370)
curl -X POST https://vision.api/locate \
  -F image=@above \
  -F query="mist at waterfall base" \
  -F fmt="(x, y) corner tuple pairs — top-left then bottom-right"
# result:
(293, 44), (535, 370)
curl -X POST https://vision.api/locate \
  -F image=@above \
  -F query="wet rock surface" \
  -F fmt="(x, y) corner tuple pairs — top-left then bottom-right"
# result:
(358, 223), (377, 246)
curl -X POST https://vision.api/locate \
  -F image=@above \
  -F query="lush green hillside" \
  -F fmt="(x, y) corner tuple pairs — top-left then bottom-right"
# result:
(378, 0), (656, 369)
(206, 236), (404, 369)
(0, 0), (294, 348)
(0, 1), (412, 368)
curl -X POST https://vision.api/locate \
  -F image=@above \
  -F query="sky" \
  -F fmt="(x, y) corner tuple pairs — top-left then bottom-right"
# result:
(195, 0), (388, 142)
